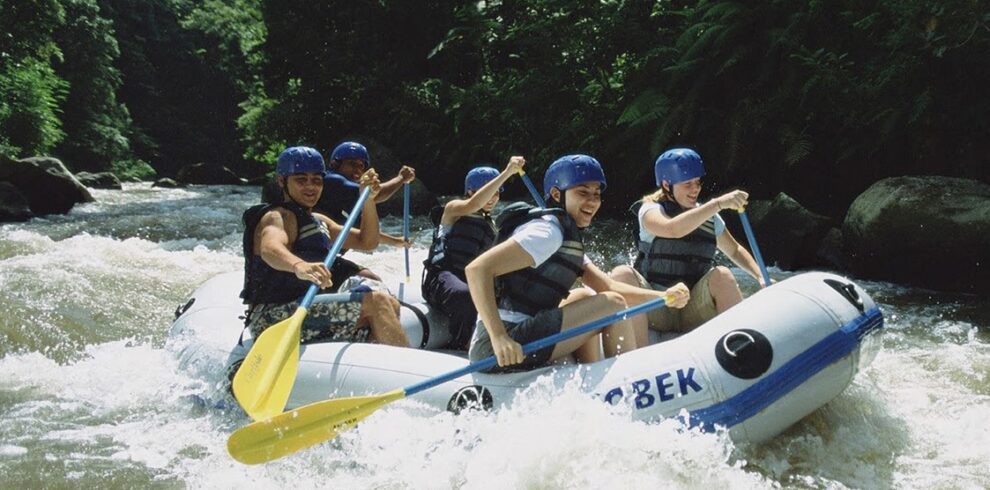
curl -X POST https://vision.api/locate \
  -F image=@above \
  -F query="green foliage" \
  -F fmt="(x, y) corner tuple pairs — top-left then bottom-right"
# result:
(109, 158), (156, 181)
(53, 0), (134, 172)
(1, 0), (986, 214)
(0, 0), (67, 156)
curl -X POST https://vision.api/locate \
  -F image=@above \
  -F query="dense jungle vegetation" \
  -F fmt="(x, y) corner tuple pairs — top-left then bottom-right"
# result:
(1, 0), (987, 216)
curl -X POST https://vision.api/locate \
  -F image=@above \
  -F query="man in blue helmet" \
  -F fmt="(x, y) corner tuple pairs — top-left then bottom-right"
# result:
(611, 147), (763, 337)
(240, 146), (408, 347)
(314, 141), (416, 289)
(422, 156), (525, 349)
(465, 154), (690, 371)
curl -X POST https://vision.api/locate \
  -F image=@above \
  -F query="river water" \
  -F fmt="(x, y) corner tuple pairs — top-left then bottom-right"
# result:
(1, 183), (987, 488)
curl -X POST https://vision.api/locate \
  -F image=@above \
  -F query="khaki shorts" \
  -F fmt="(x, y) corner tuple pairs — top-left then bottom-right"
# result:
(631, 268), (718, 333)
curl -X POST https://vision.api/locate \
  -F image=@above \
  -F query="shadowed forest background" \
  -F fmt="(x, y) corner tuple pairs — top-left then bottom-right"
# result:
(2, 0), (987, 217)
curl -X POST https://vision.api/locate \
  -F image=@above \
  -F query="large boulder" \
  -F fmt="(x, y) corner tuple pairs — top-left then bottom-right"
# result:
(0, 181), (34, 222)
(0, 155), (94, 215)
(843, 176), (990, 293)
(176, 162), (245, 185)
(724, 192), (833, 271)
(75, 171), (123, 190)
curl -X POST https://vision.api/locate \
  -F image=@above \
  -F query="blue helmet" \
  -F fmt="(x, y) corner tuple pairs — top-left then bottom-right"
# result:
(276, 146), (325, 176)
(329, 141), (370, 169)
(464, 166), (503, 194)
(655, 148), (705, 186)
(543, 154), (607, 199)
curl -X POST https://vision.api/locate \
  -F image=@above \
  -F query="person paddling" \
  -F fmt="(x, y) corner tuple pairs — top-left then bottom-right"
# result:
(466, 154), (690, 371)
(611, 148), (765, 338)
(314, 141), (416, 289)
(241, 146), (408, 347)
(423, 157), (526, 349)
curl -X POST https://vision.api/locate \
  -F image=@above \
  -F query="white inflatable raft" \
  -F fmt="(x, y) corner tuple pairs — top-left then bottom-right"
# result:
(168, 271), (883, 444)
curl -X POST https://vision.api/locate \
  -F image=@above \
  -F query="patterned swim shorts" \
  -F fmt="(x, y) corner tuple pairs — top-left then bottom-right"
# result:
(247, 294), (368, 344)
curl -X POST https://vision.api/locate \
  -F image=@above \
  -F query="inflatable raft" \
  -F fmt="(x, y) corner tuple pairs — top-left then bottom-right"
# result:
(168, 271), (883, 444)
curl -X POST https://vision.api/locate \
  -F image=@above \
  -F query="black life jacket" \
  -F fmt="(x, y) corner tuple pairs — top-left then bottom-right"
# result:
(240, 202), (332, 304)
(632, 199), (717, 289)
(424, 204), (497, 280)
(495, 202), (585, 316)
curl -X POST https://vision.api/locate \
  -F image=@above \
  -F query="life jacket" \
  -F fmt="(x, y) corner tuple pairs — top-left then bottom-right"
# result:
(632, 199), (716, 289)
(240, 202), (332, 304)
(423, 204), (497, 280)
(495, 202), (585, 317)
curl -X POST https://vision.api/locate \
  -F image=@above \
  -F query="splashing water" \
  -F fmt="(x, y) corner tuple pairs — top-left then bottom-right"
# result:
(0, 183), (987, 487)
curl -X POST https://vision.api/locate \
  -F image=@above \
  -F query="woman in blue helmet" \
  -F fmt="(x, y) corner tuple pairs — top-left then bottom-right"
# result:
(423, 156), (526, 349)
(466, 155), (690, 371)
(314, 141), (416, 289)
(241, 146), (408, 347)
(611, 148), (763, 337)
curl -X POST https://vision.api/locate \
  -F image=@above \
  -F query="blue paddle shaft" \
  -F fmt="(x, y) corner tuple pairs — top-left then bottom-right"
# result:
(520, 173), (546, 208)
(403, 183), (411, 278)
(403, 295), (668, 397)
(299, 186), (373, 308)
(738, 210), (771, 287)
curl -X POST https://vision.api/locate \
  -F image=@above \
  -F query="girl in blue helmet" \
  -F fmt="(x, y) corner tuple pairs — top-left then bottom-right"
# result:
(466, 155), (690, 371)
(611, 147), (764, 337)
(240, 146), (409, 347)
(422, 156), (526, 349)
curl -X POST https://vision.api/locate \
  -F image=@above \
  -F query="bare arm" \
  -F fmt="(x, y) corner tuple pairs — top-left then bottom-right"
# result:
(256, 209), (333, 289)
(717, 229), (766, 286)
(442, 156), (525, 224)
(374, 165), (415, 203)
(465, 239), (536, 367)
(323, 169), (382, 250)
(642, 190), (749, 239)
(379, 232), (411, 248)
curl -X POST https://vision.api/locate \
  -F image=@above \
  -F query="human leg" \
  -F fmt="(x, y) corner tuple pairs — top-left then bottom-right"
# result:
(554, 291), (636, 362)
(609, 265), (651, 347)
(678, 269), (723, 331)
(559, 288), (601, 362)
(425, 271), (477, 350)
(359, 290), (409, 347)
(611, 265), (682, 337)
(706, 265), (742, 313)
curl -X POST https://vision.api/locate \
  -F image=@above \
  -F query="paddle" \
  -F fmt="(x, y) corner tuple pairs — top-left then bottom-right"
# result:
(403, 182), (411, 280)
(518, 171), (546, 207)
(227, 293), (672, 464)
(232, 186), (374, 421)
(737, 209), (771, 288)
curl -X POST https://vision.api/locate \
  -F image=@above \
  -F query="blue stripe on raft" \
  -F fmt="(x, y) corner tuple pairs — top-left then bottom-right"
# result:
(686, 306), (883, 432)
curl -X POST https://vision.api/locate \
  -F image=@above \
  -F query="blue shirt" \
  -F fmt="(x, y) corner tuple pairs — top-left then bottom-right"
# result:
(316, 171), (360, 222)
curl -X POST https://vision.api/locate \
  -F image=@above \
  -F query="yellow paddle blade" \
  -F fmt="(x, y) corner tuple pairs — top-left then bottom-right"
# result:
(227, 389), (406, 465)
(231, 307), (307, 421)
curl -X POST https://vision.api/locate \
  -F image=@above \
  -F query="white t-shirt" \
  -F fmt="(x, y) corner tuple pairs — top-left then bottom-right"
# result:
(497, 215), (590, 322)
(638, 201), (725, 243)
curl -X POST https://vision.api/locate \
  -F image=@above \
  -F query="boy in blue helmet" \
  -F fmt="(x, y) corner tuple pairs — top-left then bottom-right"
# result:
(465, 154), (690, 371)
(240, 146), (408, 347)
(313, 141), (416, 289)
(422, 156), (526, 349)
(611, 147), (764, 337)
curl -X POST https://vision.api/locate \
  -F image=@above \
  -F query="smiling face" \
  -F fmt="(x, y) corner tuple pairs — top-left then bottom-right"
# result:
(280, 172), (324, 208)
(336, 158), (367, 182)
(668, 177), (703, 209)
(551, 183), (602, 228)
